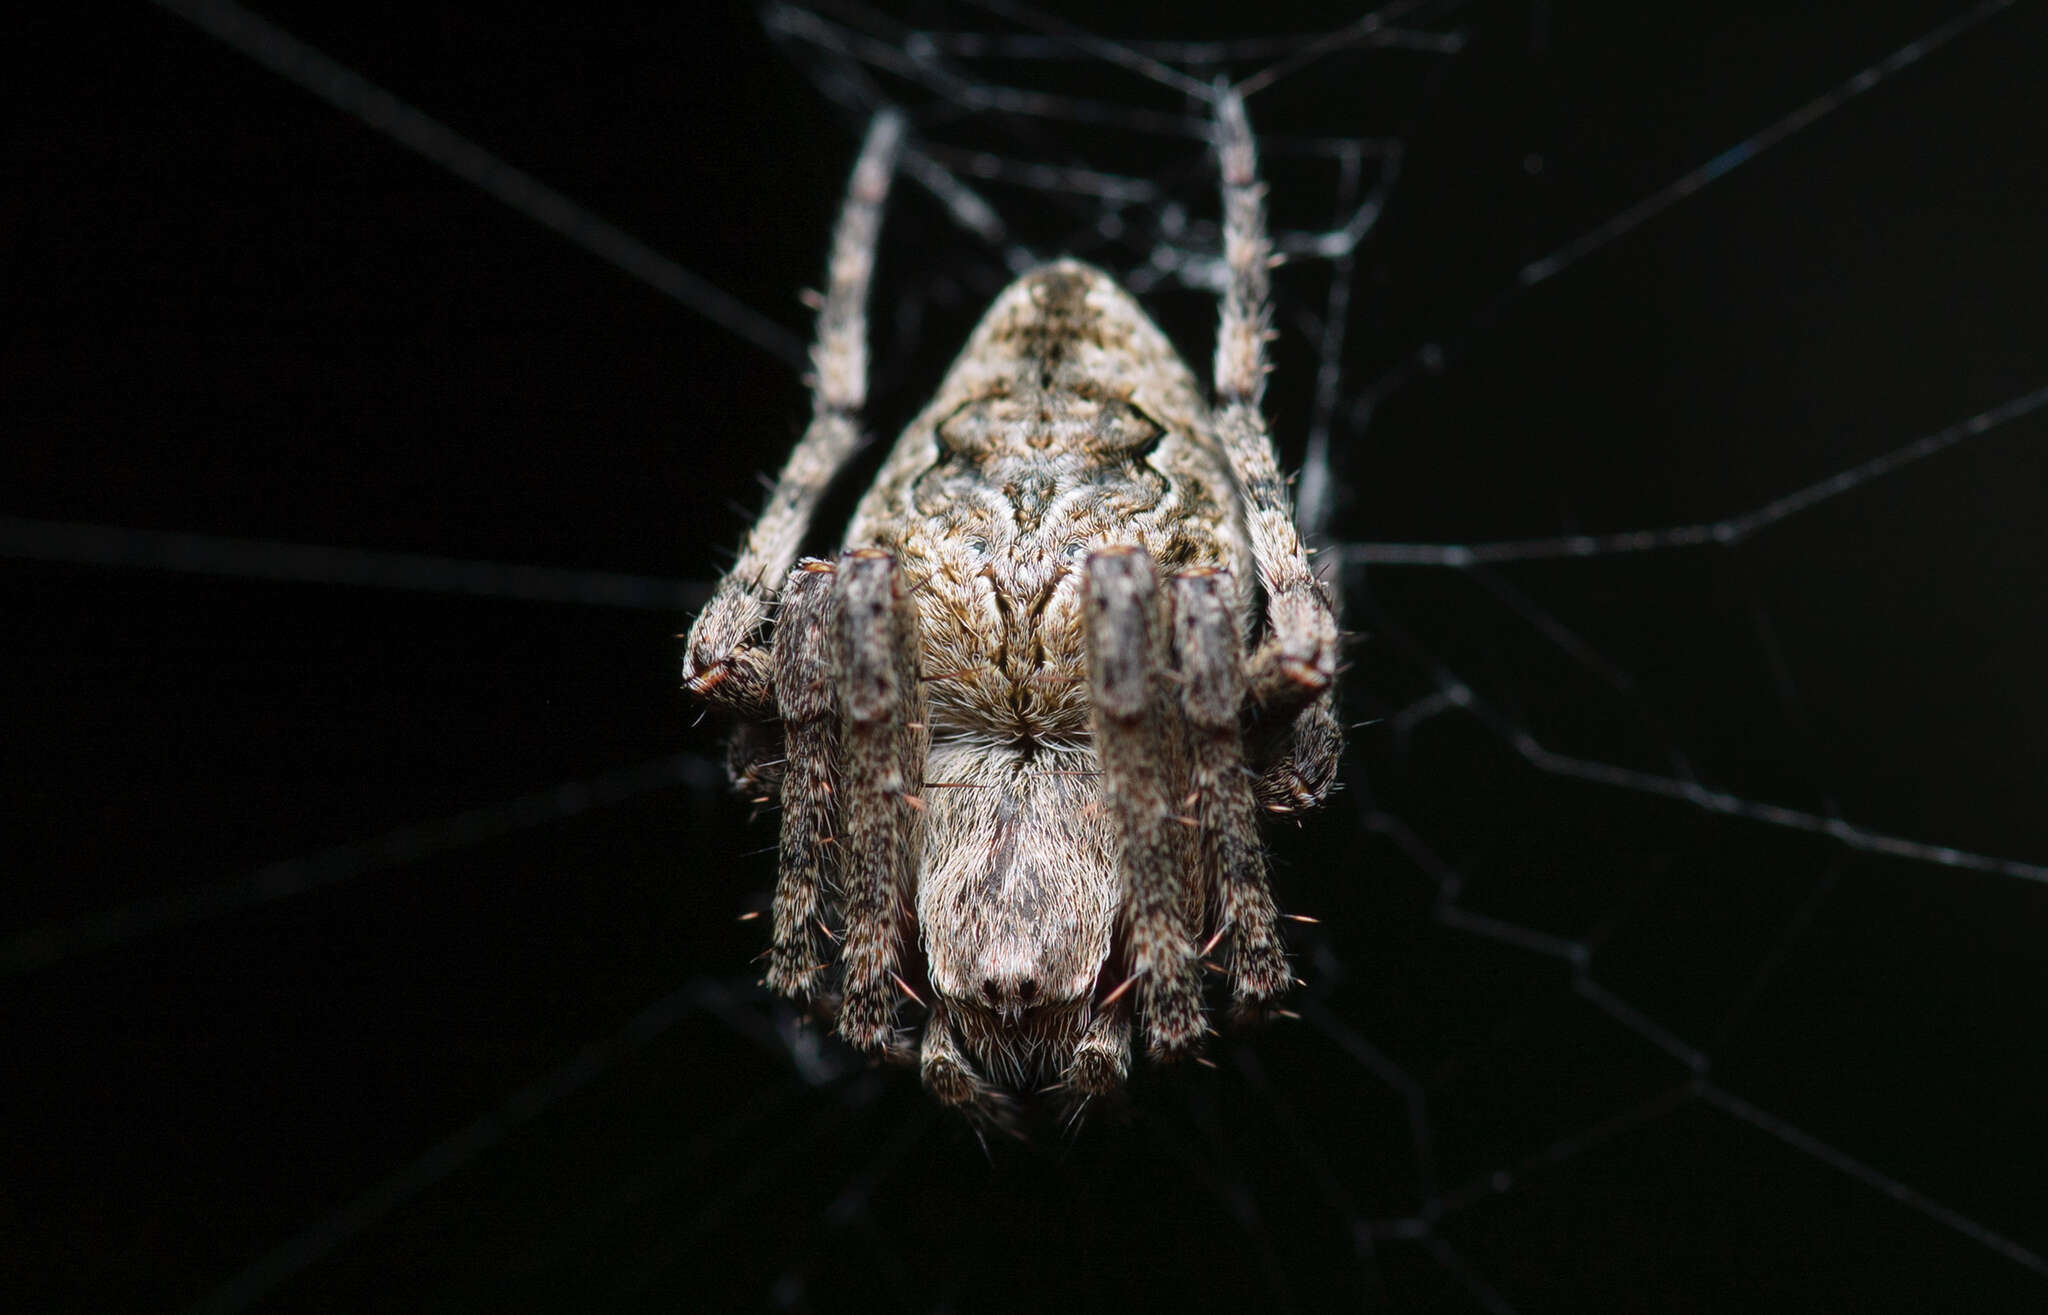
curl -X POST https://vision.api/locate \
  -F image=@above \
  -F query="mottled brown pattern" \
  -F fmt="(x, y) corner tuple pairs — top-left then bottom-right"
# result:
(684, 94), (1341, 1130)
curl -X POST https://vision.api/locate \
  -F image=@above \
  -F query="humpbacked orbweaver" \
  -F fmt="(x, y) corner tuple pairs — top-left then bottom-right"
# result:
(684, 91), (1340, 1125)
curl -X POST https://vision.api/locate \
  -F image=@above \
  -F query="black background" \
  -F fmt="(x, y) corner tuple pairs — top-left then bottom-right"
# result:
(7, 2), (2047, 1312)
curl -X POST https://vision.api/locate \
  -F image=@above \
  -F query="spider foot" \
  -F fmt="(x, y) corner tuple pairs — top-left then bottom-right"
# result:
(1248, 634), (1333, 712)
(837, 986), (912, 1061)
(1067, 1026), (1131, 1096)
(1141, 959), (1207, 1063)
(764, 944), (828, 1004)
(922, 1051), (980, 1107)
(683, 644), (776, 720)
(1228, 937), (1292, 1026)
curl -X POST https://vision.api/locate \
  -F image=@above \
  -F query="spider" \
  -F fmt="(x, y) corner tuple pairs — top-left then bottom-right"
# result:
(684, 90), (1341, 1125)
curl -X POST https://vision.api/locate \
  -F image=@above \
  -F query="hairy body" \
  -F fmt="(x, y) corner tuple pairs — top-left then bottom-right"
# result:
(846, 262), (1253, 1093)
(684, 96), (1340, 1127)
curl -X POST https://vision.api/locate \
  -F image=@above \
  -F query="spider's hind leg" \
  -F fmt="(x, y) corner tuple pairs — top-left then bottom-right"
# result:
(1207, 88), (1344, 816)
(683, 111), (903, 715)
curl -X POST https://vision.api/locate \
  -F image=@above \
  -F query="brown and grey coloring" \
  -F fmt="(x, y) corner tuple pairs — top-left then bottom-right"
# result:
(684, 93), (1341, 1130)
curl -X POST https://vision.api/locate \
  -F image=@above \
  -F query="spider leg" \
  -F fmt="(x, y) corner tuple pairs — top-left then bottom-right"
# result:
(919, 1006), (980, 1105)
(831, 549), (927, 1059)
(920, 1009), (1025, 1133)
(1250, 695), (1344, 816)
(1065, 1004), (1132, 1098)
(1085, 546), (1204, 1062)
(1171, 568), (1290, 1017)
(1209, 88), (1343, 811)
(683, 111), (904, 718)
(764, 559), (840, 1004)
(723, 719), (786, 801)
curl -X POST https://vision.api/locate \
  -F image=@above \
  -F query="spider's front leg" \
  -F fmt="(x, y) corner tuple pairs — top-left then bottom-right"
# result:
(1171, 568), (1291, 1018)
(831, 549), (928, 1059)
(763, 560), (840, 1004)
(1085, 547), (1205, 1061)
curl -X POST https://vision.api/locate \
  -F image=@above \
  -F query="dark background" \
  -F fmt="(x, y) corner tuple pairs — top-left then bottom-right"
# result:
(7, 2), (2047, 1312)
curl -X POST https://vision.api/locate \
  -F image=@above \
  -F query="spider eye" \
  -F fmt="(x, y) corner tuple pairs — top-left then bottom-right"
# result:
(1061, 539), (1088, 562)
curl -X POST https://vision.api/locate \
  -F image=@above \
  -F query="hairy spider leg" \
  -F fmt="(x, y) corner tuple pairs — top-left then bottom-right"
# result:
(765, 559), (841, 1003)
(1209, 89), (1343, 813)
(1085, 546), (1206, 1060)
(831, 549), (928, 1058)
(684, 112), (904, 717)
(1170, 567), (1291, 1016)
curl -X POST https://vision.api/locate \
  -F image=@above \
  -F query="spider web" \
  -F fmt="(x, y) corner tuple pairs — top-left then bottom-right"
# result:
(7, 2), (2047, 1312)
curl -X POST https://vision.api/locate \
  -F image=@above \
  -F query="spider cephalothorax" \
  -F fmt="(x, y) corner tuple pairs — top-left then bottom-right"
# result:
(685, 94), (1340, 1127)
